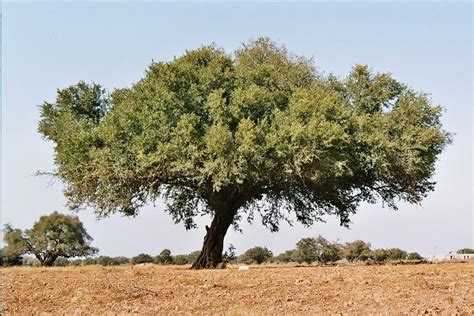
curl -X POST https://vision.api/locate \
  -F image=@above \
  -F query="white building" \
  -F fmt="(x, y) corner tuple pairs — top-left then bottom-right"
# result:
(431, 252), (474, 262)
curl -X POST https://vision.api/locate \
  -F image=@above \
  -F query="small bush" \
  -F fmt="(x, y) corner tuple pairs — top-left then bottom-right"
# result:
(173, 255), (189, 265)
(186, 251), (201, 264)
(239, 247), (273, 264)
(274, 250), (295, 263)
(53, 257), (69, 267)
(407, 252), (424, 261)
(132, 253), (153, 265)
(154, 249), (173, 265)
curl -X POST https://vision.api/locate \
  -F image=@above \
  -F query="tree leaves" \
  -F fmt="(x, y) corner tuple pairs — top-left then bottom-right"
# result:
(38, 38), (450, 231)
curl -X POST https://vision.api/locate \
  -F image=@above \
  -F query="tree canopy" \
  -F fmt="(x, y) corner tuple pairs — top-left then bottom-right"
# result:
(3, 212), (98, 266)
(38, 38), (450, 268)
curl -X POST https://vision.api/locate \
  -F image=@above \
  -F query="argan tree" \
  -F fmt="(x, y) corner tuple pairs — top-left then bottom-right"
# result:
(3, 212), (98, 266)
(38, 38), (450, 269)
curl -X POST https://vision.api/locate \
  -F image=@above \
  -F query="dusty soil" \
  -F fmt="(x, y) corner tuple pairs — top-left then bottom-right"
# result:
(2, 261), (473, 314)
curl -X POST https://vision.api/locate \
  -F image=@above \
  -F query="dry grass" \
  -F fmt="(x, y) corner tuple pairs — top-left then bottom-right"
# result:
(2, 261), (473, 314)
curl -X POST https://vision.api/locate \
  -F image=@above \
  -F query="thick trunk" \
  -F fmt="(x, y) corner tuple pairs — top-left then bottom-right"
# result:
(41, 254), (57, 267)
(192, 209), (236, 269)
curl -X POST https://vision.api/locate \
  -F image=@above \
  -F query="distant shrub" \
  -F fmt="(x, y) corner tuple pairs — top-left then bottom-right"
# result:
(1, 247), (23, 267)
(385, 248), (408, 261)
(154, 249), (173, 265)
(372, 249), (388, 263)
(186, 251), (201, 264)
(97, 256), (114, 266)
(274, 250), (295, 263)
(406, 252), (424, 261)
(69, 259), (83, 266)
(82, 258), (97, 265)
(111, 256), (130, 265)
(173, 255), (189, 265)
(457, 248), (474, 254)
(343, 240), (372, 262)
(132, 253), (153, 265)
(315, 236), (342, 264)
(97, 256), (130, 266)
(53, 257), (69, 267)
(22, 256), (41, 267)
(292, 238), (319, 264)
(239, 247), (273, 264)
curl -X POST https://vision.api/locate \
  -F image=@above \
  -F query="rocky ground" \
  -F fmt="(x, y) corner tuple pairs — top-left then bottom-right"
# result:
(2, 261), (473, 314)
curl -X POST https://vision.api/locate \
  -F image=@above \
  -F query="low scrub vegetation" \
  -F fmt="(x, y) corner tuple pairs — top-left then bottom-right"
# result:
(2, 236), (438, 267)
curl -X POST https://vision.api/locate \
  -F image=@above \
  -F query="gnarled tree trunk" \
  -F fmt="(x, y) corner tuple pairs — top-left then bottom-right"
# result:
(40, 254), (58, 267)
(192, 208), (236, 269)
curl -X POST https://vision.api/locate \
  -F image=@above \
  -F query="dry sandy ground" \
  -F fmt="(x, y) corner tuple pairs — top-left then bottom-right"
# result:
(2, 261), (473, 314)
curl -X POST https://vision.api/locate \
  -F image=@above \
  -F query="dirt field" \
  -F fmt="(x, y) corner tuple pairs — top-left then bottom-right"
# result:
(2, 261), (473, 314)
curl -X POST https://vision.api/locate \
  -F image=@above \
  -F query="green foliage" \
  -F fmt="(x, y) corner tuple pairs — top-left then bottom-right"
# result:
(186, 251), (201, 264)
(38, 38), (450, 236)
(0, 247), (23, 267)
(292, 238), (319, 264)
(155, 249), (173, 265)
(315, 236), (342, 264)
(406, 252), (424, 260)
(239, 246), (273, 264)
(457, 248), (474, 254)
(173, 255), (189, 265)
(95, 256), (130, 266)
(96, 256), (113, 266)
(131, 253), (153, 265)
(274, 250), (296, 263)
(385, 248), (408, 261)
(372, 249), (388, 263)
(22, 256), (41, 267)
(69, 259), (84, 266)
(343, 240), (372, 262)
(291, 236), (342, 264)
(3, 212), (98, 266)
(53, 257), (70, 267)
(82, 258), (98, 265)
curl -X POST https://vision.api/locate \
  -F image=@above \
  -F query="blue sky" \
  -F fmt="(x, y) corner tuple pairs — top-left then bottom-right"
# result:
(2, 1), (472, 258)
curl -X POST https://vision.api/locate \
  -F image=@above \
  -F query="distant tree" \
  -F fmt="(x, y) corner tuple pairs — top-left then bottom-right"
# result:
(343, 240), (372, 262)
(186, 251), (202, 264)
(292, 238), (319, 264)
(39, 38), (450, 269)
(1, 247), (23, 267)
(3, 212), (98, 266)
(155, 249), (173, 265)
(385, 248), (408, 261)
(53, 257), (69, 267)
(173, 255), (189, 265)
(289, 236), (342, 264)
(223, 244), (237, 263)
(239, 247), (273, 264)
(358, 249), (374, 262)
(457, 248), (474, 254)
(372, 249), (388, 263)
(69, 259), (83, 266)
(314, 236), (342, 264)
(97, 256), (111, 266)
(96, 256), (130, 266)
(132, 253), (153, 265)
(274, 250), (295, 263)
(82, 258), (97, 265)
(406, 252), (424, 261)
(112, 256), (130, 265)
